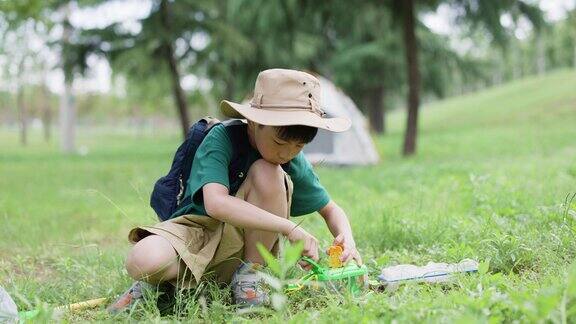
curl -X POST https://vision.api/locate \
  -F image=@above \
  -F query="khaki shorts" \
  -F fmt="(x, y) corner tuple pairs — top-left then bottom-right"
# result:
(128, 172), (293, 288)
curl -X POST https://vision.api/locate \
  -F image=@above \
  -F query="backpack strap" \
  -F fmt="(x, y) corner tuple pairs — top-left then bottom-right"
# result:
(175, 117), (222, 211)
(224, 120), (251, 195)
(224, 120), (291, 194)
(180, 117), (222, 201)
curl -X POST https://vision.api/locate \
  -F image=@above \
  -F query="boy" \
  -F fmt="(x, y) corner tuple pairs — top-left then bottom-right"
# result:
(109, 69), (363, 311)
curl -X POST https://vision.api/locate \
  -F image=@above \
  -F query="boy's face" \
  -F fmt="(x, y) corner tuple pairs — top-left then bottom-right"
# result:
(249, 123), (305, 165)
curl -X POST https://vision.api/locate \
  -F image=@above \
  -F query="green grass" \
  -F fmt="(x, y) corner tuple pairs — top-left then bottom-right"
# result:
(1, 69), (576, 322)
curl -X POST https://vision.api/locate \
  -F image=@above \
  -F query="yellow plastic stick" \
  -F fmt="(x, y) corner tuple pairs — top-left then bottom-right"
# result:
(20, 297), (108, 320)
(328, 245), (343, 268)
(55, 297), (108, 312)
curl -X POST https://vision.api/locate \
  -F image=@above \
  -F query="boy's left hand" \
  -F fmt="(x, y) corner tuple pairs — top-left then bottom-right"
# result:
(328, 233), (363, 266)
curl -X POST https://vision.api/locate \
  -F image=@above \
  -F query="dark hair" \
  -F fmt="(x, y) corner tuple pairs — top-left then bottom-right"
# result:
(269, 125), (318, 144)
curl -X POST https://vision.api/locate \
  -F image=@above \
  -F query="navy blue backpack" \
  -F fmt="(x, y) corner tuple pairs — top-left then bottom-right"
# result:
(150, 117), (251, 221)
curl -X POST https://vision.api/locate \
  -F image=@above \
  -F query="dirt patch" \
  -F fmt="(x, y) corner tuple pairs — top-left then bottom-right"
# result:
(0, 254), (58, 283)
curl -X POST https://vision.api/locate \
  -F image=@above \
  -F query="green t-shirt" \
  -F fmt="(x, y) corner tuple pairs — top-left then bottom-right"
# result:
(174, 123), (330, 217)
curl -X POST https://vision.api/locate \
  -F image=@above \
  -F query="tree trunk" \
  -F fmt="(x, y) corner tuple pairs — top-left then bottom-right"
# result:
(16, 57), (27, 146)
(160, 0), (190, 139)
(60, 3), (75, 153)
(536, 33), (546, 75)
(41, 83), (51, 142)
(573, 17), (576, 70)
(60, 77), (76, 153)
(17, 85), (27, 146)
(400, 0), (420, 156)
(512, 43), (521, 79)
(367, 85), (385, 134)
(573, 41), (576, 70)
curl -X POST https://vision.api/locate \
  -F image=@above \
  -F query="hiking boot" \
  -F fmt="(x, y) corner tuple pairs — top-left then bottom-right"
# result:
(230, 263), (268, 307)
(107, 281), (175, 314)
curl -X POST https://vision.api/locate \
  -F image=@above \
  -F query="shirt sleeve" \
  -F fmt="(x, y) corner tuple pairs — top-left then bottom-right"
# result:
(186, 124), (233, 214)
(289, 152), (331, 216)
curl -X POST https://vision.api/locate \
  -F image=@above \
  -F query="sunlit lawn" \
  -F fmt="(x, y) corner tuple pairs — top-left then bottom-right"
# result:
(1, 69), (575, 322)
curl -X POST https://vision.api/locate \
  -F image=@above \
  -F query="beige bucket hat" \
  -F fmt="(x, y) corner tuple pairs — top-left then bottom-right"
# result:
(220, 69), (351, 132)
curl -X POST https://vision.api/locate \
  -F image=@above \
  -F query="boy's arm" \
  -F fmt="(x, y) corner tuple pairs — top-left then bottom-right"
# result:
(203, 183), (320, 261)
(319, 200), (363, 265)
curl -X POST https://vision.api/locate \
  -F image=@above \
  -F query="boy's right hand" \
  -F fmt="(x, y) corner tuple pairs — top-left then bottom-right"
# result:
(286, 227), (319, 270)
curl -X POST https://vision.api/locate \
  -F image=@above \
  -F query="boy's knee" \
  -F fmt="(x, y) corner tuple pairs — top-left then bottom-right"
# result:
(248, 159), (284, 192)
(126, 235), (176, 281)
(247, 159), (286, 196)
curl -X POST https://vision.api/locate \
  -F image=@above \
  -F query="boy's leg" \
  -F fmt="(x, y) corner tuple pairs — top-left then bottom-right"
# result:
(125, 235), (188, 285)
(108, 235), (185, 314)
(241, 159), (290, 265)
(231, 159), (290, 306)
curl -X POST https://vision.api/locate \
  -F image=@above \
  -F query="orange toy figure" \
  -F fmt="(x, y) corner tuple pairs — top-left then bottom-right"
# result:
(328, 245), (344, 268)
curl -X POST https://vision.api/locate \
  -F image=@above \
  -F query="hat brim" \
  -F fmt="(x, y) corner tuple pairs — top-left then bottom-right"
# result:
(220, 100), (351, 133)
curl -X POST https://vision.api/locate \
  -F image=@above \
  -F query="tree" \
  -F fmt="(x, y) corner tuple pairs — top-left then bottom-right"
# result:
(16, 58), (28, 145)
(60, 2), (76, 153)
(205, 0), (465, 137)
(388, 0), (544, 156)
(197, 0), (305, 103)
(40, 73), (52, 142)
(158, 0), (190, 137)
(1, 0), (77, 151)
(573, 13), (576, 69)
(218, 0), (402, 134)
(318, 1), (403, 134)
(329, 24), (404, 133)
(395, 0), (421, 155)
(0, 16), (49, 146)
(69, 0), (224, 138)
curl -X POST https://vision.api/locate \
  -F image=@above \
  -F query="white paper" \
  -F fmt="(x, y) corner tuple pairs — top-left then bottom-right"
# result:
(0, 286), (18, 323)
(378, 259), (479, 290)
